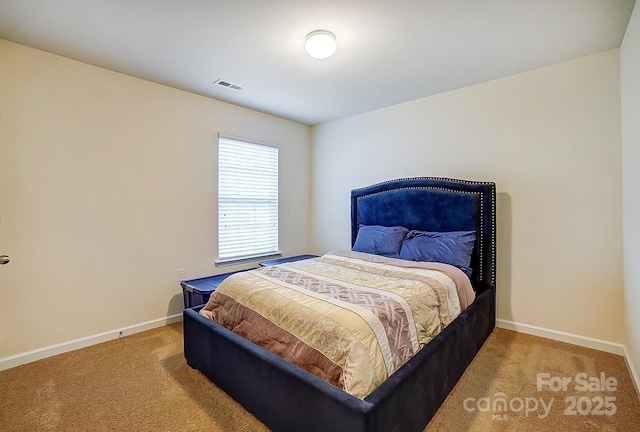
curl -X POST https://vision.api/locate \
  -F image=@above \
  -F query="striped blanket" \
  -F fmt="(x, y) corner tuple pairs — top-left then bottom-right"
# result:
(199, 251), (475, 398)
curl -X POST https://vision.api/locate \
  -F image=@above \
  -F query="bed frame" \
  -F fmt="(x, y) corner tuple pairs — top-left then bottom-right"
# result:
(183, 177), (496, 432)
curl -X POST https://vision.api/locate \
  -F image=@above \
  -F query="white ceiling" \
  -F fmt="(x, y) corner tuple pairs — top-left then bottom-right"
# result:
(0, 0), (635, 125)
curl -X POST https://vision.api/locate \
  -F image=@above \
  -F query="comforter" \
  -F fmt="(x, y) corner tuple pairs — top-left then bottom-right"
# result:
(199, 251), (475, 398)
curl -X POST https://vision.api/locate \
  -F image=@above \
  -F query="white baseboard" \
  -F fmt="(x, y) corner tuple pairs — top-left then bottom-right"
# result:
(0, 313), (183, 372)
(497, 319), (639, 399)
(496, 319), (625, 355)
(622, 345), (640, 399)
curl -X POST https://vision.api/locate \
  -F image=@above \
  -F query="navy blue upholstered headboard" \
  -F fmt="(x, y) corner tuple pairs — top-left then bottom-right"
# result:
(351, 177), (496, 293)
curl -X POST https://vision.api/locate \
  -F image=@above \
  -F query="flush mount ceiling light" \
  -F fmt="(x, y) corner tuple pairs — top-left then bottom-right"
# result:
(305, 30), (337, 59)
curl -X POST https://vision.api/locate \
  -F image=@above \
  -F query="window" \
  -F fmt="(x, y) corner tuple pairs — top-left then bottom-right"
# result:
(217, 136), (279, 264)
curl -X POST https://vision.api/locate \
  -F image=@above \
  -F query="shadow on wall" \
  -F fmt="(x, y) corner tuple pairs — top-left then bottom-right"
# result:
(168, 292), (185, 325)
(496, 192), (512, 324)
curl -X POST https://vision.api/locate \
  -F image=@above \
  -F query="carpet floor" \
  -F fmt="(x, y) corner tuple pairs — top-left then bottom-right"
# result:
(0, 323), (638, 431)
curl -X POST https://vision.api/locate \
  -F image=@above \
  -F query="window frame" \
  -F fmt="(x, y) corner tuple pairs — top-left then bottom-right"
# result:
(216, 134), (281, 266)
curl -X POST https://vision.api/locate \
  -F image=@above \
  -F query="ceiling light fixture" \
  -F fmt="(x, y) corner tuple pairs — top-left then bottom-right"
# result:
(305, 30), (337, 59)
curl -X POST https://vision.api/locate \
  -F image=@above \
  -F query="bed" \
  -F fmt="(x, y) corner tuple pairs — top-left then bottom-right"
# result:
(183, 177), (497, 432)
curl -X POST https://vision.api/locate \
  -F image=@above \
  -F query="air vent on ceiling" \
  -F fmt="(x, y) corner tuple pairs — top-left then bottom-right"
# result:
(214, 79), (243, 91)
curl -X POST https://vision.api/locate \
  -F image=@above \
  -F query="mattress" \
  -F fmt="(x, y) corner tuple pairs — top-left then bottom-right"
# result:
(199, 250), (474, 398)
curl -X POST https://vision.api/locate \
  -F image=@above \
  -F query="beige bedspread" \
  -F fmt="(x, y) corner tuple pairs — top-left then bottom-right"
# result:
(200, 251), (475, 398)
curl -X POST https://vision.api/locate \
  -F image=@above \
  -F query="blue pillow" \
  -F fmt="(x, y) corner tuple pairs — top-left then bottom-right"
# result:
(399, 230), (476, 276)
(352, 225), (409, 258)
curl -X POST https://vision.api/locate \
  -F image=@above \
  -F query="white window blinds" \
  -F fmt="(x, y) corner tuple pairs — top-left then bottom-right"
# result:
(218, 136), (279, 262)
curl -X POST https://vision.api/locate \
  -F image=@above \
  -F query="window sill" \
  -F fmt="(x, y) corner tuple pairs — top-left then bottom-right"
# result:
(215, 252), (282, 267)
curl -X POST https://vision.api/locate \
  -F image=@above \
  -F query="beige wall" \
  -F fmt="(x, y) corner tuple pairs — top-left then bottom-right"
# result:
(311, 49), (624, 344)
(0, 40), (310, 358)
(621, 3), (640, 385)
(0, 34), (631, 368)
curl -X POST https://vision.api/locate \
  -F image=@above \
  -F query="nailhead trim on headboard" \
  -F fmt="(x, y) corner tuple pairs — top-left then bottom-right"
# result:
(351, 177), (496, 289)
